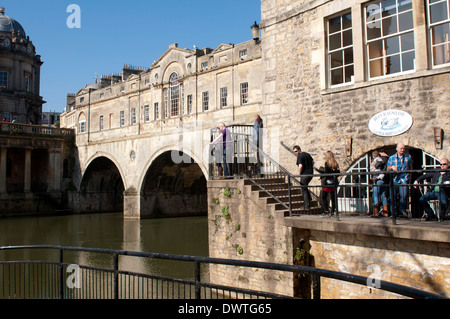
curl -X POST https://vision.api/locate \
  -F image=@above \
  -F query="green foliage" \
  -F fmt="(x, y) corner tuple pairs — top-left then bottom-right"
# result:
(236, 246), (244, 255)
(221, 206), (230, 218)
(223, 187), (232, 197)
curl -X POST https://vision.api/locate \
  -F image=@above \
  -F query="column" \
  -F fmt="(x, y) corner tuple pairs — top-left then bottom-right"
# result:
(24, 149), (31, 193)
(0, 148), (7, 193)
(413, 0), (428, 71)
(123, 186), (141, 219)
(48, 151), (61, 192)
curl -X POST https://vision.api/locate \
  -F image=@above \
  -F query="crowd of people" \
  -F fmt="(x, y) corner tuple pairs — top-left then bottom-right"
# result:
(293, 142), (449, 221)
(210, 117), (449, 222)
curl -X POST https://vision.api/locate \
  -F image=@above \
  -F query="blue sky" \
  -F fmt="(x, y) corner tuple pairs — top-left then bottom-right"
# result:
(2, 0), (261, 112)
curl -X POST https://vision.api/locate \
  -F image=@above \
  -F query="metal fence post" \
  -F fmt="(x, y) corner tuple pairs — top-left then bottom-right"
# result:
(312, 273), (321, 299)
(288, 175), (292, 216)
(333, 175), (339, 221)
(194, 261), (201, 299)
(113, 253), (119, 299)
(59, 248), (64, 299)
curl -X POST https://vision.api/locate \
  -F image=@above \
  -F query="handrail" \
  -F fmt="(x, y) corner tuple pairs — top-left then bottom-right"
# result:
(0, 245), (444, 299)
(0, 122), (75, 137)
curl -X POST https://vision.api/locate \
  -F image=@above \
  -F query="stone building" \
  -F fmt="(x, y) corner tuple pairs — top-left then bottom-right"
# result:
(60, 39), (262, 216)
(0, 6), (44, 124)
(260, 0), (450, 215)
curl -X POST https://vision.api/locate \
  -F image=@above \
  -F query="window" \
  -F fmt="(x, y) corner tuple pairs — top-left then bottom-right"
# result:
(170, 73), (179, 117)
(428, 0), (450, 67)
(201, 62), (208, 70)
(144, 105), (150, 122)
(0, 72), (7, 88)
(131, 108), (136, 125)
(154, 103), (159, 120)
(327, 12), (354, 86)
(203, 92), (209, 111)
(120, 110), (125, 127)
(240, 83), (249, 105)
(239, 49), (248, 58)
(99, 116), (104, 131)
(78, 113), (86, 134)
(163, 88), (169, 118)
(25, 75), (31, 92)
(187, 95), (193, 114)
(365, 0), (415, 79)
(220, 87), (228, 107)
(80, 97), (84, 103)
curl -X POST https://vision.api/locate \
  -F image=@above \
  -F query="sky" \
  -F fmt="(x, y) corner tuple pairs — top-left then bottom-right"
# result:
(2, 0), (261, 112)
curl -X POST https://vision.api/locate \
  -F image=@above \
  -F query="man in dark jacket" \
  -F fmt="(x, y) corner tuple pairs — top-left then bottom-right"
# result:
(293, 145), (314, 210)
(414, 158), (450, 221)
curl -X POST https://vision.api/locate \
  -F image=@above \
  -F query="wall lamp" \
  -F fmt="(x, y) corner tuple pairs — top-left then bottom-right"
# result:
(251, 21), (260, 43)
(434, 127), (443, 150)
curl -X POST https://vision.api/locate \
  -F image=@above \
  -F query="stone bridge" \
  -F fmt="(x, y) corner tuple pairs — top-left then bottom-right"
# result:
(61, 40), (263, 218)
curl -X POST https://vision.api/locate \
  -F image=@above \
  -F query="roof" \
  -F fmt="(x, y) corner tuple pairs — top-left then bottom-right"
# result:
(0, 6), (26, 38)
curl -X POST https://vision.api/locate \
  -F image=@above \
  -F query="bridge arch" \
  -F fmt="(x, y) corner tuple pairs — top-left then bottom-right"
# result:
(78, 154), (125, 214)
(139, 146), (208, 218)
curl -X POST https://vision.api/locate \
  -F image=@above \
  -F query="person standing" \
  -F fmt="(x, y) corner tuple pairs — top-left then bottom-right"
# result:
(316, 151), (340, 217)
(293, 145), (314, 210)
(211, 123), (233, 177)
(250, 115), (263, 175)
(414, 158), (450, 221)
(370, 150), (389, 217)
(387, 143), (413, 218)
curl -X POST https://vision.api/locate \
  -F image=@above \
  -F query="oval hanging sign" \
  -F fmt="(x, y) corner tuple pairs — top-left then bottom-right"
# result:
(369, 110), (413, 137)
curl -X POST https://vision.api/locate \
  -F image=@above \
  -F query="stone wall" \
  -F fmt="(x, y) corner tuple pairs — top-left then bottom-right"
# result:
(207, 179), (295, 297)
(208, 179), (450, 298)
(260, 0), (450, 173)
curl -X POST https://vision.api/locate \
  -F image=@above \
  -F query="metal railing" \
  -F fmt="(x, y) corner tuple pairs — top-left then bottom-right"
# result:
(0, 245), (443, 300)
(285, 169), (450, 222)
(0, 122), (74, 137)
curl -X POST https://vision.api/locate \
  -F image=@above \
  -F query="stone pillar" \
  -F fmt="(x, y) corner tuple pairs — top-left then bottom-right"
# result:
(123, 187), (141, 219)
(48, 151), (61, 192)
(24, 149), (31, 193)
(0, 148), (7, 193)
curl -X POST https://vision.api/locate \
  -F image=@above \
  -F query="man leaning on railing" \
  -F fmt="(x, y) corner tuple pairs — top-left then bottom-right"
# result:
(414, 158), (450, 222)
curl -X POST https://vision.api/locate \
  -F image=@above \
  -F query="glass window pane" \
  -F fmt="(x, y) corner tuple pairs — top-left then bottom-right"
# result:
(433, 43), (450, 65)
(344, 65), (354, 82)
(385, 36), (400, 55)
(430, 1), (449, 24)
(342, 13), (352, 30)
(383, 16), (398, 36)
(398, 11), (413, 32)
(402, 51), (415, 71)
(370, 58), (384, 77)
(369, 40), (384, 59)
(329, 16), (341, 34)
(344, 48), (354, 64)
(382, 0), (397, 17)
(331, 68), (343, 85)
(343, 29), (353, 47)
(398, 0), (412, 13)
(432, 23), (450, 45)
(386, 54), (401, 74)
(401, 32), (415, 51)
(331, 51), (343, 68)
(367, 3), (381, 20)
(329, 33), (342, 51)
(367, 21), (382, 40)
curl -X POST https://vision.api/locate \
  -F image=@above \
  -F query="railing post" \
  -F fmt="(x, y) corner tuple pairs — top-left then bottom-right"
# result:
(312, 273), (321, 299)
(389, 172), (397, 225)
(59, 248), (64, 299)
(113, 253), (119, 299)
(194, 261), (201, 299)
(288, 175), (292, 216)
(333, 175), (339, 221)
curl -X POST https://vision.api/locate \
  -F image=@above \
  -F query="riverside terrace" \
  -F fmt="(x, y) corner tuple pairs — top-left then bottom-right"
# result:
(208, 136), (450, 225)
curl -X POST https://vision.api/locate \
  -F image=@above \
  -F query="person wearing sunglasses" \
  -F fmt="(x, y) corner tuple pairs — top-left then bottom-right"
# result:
(414, 158), (450, 221)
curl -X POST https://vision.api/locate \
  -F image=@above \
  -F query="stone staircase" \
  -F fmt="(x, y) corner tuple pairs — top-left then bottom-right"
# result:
(244, 176), (323, 216)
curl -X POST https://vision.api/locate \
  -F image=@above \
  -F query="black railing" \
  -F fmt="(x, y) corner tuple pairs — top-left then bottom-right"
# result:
(285, 169), (450, 224)
(0, 245), (443, 299)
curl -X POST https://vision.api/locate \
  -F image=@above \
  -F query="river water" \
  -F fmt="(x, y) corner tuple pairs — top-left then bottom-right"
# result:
(0, 213), (209, 282)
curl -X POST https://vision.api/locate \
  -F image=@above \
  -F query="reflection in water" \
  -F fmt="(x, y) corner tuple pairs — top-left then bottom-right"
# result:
(0, 213), (209, 281)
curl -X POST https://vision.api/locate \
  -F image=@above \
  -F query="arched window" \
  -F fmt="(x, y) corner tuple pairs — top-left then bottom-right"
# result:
(170, 73), (179, 117)
(78, 112), (86, 134)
